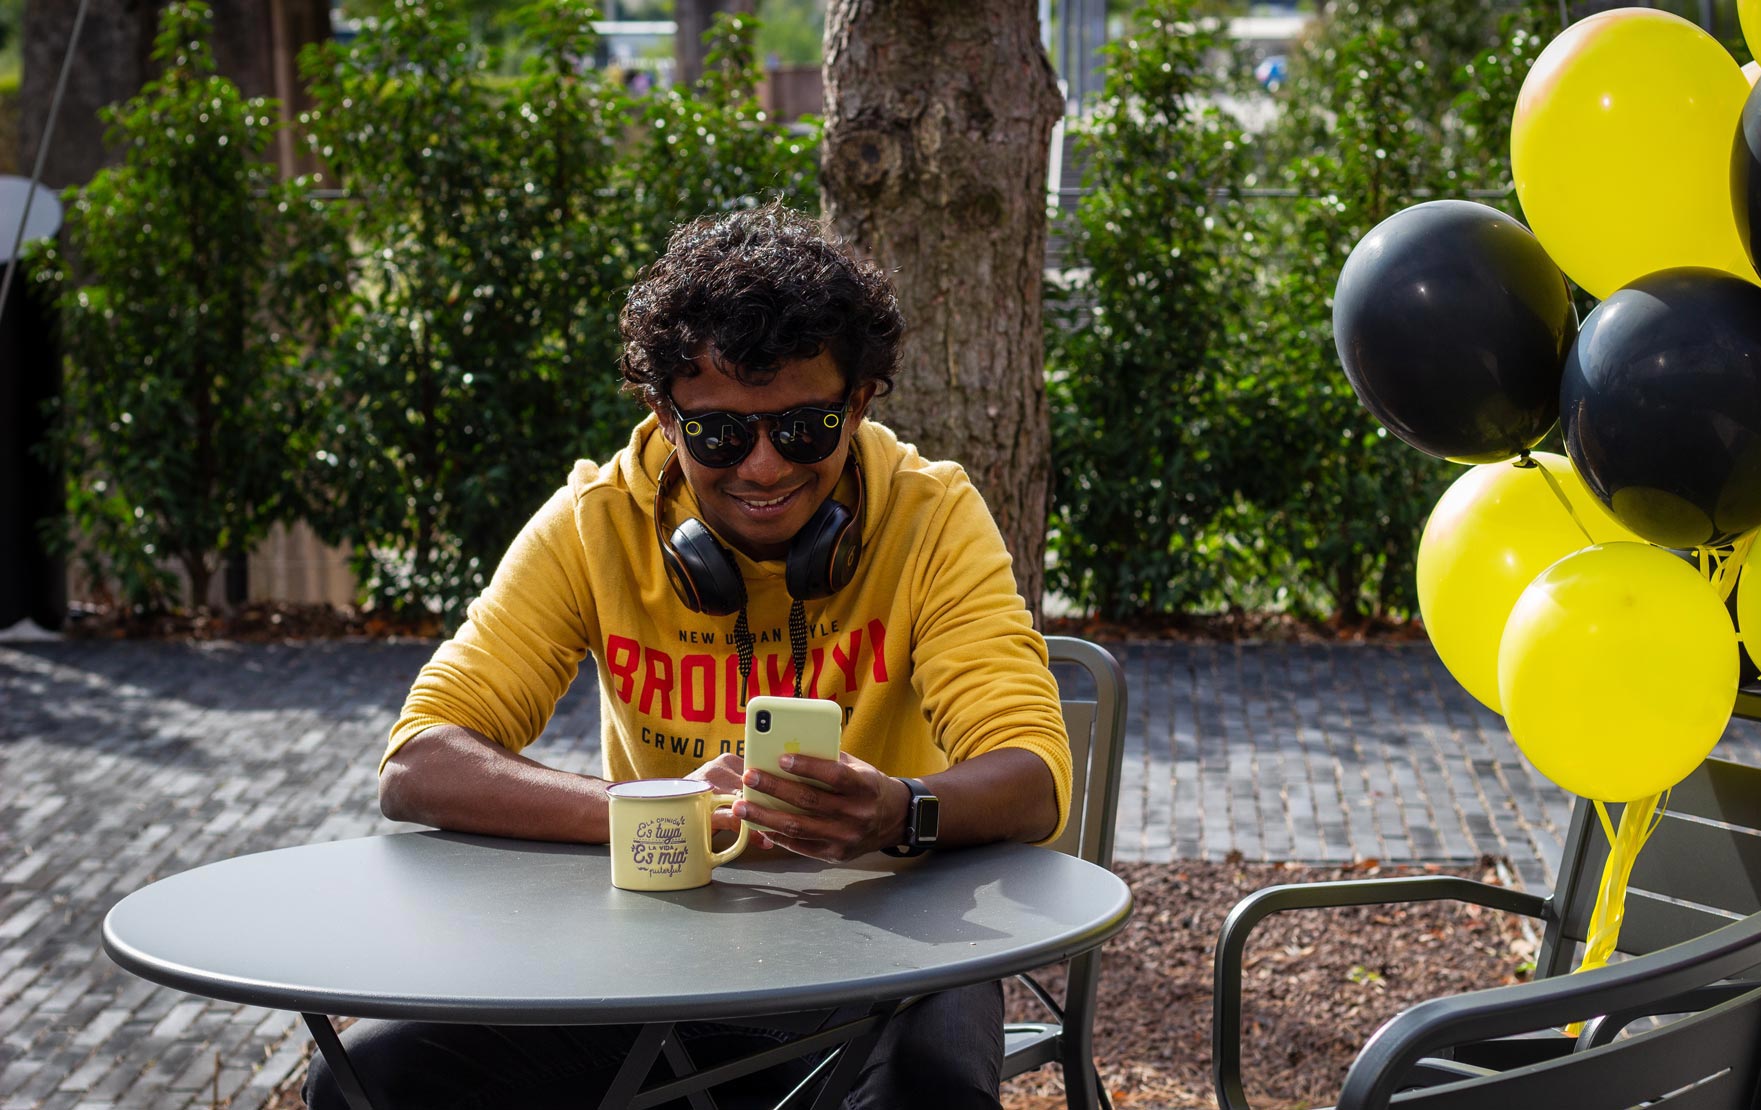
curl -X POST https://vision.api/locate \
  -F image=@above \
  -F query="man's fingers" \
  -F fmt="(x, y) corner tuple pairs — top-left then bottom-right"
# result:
(775, 752), (849, 788)
(733, 799), (839, 843)
(741, 770), (841, 814)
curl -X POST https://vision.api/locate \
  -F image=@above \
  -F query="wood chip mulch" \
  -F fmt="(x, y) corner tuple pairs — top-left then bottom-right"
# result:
(1000, 857), (1534, 1110)
(53, 601), (1426, 647)
(1041, 612), (1429, 645)
(257, 857), (1531, 1110)
(58, 600), (444, 642)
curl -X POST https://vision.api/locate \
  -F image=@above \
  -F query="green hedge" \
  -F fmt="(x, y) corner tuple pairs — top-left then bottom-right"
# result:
(45, 0), (1556, 625)
(1048, 0), (1557, 623)
(44, 0), (815, 621)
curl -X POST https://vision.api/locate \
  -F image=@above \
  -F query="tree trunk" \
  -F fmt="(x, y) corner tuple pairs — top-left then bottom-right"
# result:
(17, 0), (329, 189)
(674, 0), (755, 89)
(821, 0), (1061, 623)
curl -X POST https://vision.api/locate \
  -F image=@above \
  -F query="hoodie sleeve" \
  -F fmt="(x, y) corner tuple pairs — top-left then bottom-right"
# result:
(381, 476), (595, 773)
(905, 470), (1074, 845)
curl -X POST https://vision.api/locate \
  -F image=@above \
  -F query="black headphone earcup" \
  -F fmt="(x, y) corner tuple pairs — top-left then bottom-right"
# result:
(667, 518), (746, 616)
(786, 497), (860, 601)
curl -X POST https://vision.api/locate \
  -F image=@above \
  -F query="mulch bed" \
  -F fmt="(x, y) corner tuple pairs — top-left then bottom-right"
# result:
(57, 600), (444, 642)
(53, 601), (1428, 647)
(1042, 611), (1429, 645)
(257, 857), (1531, 1110)
(998, 857), (1532, 1109)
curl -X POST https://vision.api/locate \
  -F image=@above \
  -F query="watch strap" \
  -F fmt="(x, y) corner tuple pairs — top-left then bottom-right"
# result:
(881, 776), (938, 858)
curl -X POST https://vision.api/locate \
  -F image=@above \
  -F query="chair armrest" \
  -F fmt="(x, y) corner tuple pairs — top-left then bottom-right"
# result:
(1574, 979), (1760, 1050)
(1212, 876), (1548, 1110)
(1334, 911), (1761, 1110)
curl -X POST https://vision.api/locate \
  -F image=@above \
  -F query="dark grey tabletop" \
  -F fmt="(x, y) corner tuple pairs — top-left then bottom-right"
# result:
(102, 832), (1134, 1025)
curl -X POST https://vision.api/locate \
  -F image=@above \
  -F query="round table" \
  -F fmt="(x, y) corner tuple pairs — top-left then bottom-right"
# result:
(103, 832), (1133, 1108)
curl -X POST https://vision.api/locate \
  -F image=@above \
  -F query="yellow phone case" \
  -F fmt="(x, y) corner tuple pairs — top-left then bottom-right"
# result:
(742, 695), (843, 825)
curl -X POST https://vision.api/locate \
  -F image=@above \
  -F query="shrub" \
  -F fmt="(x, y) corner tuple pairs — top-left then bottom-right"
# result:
(1046, 0), (1260, 620)
(298, 1), (818, 625)
(41, 1), (336, 612)
(616, 12), (820, 268)
(1049, 0), (1556, 623)
(1239, 0), (1556, 620)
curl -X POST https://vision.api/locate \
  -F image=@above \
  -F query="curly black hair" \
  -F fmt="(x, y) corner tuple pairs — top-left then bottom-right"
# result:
(618, 203), (903, 406)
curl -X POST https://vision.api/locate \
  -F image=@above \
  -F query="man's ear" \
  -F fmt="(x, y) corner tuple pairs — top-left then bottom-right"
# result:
(649, 396), (677, 443)
(848, 382), (878, 425)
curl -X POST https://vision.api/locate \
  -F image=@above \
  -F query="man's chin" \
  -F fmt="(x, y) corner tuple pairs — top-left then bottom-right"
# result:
(716, 524), (797, 563)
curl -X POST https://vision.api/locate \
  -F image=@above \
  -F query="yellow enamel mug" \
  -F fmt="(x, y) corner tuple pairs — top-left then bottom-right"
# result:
(607, 779), (749, 891)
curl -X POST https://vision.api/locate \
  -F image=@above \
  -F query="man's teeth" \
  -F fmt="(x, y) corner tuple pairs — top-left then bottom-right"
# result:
(742, 492), (790, 507)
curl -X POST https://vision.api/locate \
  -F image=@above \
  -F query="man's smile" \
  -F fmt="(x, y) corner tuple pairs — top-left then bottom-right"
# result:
(729, 485), (807, 516)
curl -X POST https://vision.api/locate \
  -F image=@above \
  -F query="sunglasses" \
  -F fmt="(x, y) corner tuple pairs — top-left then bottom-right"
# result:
(669, 395), (851, 468)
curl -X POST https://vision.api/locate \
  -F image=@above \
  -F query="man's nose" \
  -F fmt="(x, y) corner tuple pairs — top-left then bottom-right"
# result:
(737, 423), (791, 484)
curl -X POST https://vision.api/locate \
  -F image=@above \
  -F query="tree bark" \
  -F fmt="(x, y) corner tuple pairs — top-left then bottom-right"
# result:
(17, 0), (329, 189)
(821, 0), (1061, 622)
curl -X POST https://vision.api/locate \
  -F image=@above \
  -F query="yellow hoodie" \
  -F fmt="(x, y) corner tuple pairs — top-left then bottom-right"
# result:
(385, 415), (1072, 841)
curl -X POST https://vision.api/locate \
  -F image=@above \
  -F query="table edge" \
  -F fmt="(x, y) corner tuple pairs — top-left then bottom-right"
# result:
(101, 872), (1134, 1024)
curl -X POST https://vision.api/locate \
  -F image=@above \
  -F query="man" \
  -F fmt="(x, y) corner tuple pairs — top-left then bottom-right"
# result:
(305, 203), (1072, 1109)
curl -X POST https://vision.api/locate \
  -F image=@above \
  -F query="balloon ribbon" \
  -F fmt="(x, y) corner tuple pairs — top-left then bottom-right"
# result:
(1565, 792), (1667, 1035)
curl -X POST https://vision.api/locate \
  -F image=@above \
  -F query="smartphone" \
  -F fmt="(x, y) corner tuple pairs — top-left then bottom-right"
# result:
(742, 695), (843, 826)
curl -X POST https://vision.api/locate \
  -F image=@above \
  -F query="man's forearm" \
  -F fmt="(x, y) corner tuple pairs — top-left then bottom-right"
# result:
(379, 725), (611, 843)
(921, 747), (1060, 848)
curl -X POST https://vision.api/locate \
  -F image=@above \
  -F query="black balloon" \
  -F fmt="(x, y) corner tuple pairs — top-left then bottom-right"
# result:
(1731, 76), (1761, 274)
(1333, 199), (1577, 464)
(1561, 267), (1761, 549)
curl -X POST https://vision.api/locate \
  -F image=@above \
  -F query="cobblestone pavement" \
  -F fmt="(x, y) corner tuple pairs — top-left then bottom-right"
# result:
(4, 638), (1761, 1109)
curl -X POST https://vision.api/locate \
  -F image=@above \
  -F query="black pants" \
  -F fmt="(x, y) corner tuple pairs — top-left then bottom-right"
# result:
(303, 980), (1005, 1110)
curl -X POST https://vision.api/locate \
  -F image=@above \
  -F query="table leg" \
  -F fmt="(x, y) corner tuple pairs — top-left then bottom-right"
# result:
(596, 1003), (897, 1110)
(600, 1021), (673, 1110)
(659, 1036), (720, 1110)
(302, 1013), (378, 1110)
(802, 1001), (897, 1110)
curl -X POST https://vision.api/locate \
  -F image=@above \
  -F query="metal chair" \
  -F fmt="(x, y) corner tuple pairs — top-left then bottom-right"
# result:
(1214, 755), (1761, 1110)
(1001, 635), (1129, 1110)
(1332, 909), (1761, 1110)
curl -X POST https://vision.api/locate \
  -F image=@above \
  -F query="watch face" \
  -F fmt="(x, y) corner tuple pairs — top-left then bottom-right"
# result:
(914, 795), (940, 842)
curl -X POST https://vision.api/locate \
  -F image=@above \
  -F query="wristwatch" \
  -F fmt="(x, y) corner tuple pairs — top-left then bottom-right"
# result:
(881, 777), (939, 857)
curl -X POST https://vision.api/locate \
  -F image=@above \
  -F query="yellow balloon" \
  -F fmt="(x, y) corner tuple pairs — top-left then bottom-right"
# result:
(1744, 0), (1761, 63)
(1417, 453), (1639, 714)
(1499, 543), (1736, 802)
(1511, 9), (1756, 299)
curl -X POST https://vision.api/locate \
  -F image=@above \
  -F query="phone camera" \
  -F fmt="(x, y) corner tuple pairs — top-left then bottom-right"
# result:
(755, 709), (771, 732)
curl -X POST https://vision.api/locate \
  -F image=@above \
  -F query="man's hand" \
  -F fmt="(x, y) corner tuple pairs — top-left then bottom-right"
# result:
(734, 751), (909, 861)
(688, 752), (746, 833)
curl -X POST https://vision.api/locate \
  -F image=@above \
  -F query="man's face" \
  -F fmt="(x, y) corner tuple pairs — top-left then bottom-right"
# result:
(657, 349), (872, 562)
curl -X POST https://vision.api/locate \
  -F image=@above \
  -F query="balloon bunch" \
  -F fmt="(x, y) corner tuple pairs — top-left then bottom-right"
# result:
(1335, 5), (1761, 976)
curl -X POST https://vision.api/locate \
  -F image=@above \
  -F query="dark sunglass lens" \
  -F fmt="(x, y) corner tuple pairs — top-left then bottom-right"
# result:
(686, 413), (752, 467)
(774, 408), (842, 463)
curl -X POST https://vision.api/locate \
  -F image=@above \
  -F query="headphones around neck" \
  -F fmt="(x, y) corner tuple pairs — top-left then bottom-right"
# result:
(654, 447), (866, 617)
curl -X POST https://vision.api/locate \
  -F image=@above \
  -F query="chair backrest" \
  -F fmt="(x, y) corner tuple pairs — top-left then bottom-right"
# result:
(1539, 757), (1761, 978)
(1041, 636), (1128, 868)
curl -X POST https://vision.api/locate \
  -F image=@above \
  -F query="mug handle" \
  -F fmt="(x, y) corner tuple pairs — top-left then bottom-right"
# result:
(709, 792), (750, 866)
